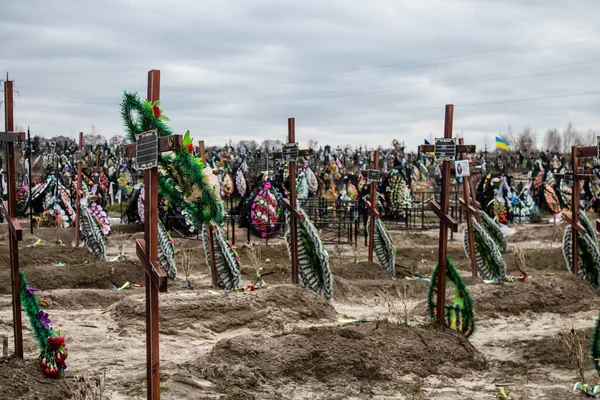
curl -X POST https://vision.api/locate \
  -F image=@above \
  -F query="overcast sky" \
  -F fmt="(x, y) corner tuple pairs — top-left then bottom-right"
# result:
(2, 0), (600, 151)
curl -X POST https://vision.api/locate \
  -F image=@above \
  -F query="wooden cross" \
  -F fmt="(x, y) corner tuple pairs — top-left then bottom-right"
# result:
(90, 148), (105, 183)
(74, 132), (84, 247)
(270, 118), (313, 284)
(2, 79), (25, 357)
(456, 138), (480, 278)
(123, 70), (182, 400)
(198, 140), (219, 289)
(419, 105), (476, 326)
(555, 145), (596, 276)
(360, 149), (389, 262)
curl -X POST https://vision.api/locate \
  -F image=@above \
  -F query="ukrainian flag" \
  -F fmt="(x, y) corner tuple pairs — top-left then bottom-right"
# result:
(496, 136), (510, 150)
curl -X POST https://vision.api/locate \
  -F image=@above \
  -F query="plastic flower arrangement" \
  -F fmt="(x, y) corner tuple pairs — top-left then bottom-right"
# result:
(19, 271), (68, 378)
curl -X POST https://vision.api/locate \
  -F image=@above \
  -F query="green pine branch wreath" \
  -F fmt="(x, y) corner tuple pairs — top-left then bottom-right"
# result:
(120, 92), (224, 227)
(427, 258), (475, 337)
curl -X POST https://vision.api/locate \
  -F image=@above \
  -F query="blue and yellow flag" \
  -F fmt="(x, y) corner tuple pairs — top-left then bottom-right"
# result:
(496, 136), (510, 150)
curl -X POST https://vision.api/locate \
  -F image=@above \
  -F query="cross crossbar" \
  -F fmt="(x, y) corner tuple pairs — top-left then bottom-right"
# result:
(0, 131), (26, 142)
(563, 212), (585, 234)
(2, 201), (22, 241)
(430, 201), (458, 232)
(282, 198), (305, 222)
(135, 239), (167, 292)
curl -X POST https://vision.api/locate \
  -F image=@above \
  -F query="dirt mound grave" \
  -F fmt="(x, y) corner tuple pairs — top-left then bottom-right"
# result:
(190, 322), (486, 397)
(471, 275), (600, 316)
(0, 357), (70, 400)
(333, 275), (430, 303)
(0, 260), (144, 294)
(40, 288), (135, 310)
(0, 244), (91, 267)
(111, 284), (337, 336)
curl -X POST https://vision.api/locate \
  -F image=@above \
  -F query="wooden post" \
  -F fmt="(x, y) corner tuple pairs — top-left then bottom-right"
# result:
(435, 105), (454, 326)
(556, 145), (595, 276)
(367, 150), (379, 263)
(2, 80), (25, 357)
(269, 119), (313, 284)
(198, 140), (205, 161)
(458, 138), (479, 278)
(123, 70), (183, 400)
(74, 132), (83, 248)
(287, 118), (299, 284)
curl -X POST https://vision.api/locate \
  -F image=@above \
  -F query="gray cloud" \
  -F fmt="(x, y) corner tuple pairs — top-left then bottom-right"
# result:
(2, 0), (600, 152)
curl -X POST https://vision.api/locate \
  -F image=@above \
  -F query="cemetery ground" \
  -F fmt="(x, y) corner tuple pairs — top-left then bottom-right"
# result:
(0, 221), (598, 399)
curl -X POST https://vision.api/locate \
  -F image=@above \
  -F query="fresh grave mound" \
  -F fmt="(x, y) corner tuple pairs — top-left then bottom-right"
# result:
(0, 260), (144, 294)
(40, 288), (134, 310)
(193, 322), (486, 394)
(0, 357), (70, 400)
(333, 275), (429, 303)
(0, 244), (91, 267)
(508, 224), (566, 243)
(470, 275), (600, 316)
(111, 284), (337, 336)
(331, 260), (393, 280)
(513, 328), (594, 371)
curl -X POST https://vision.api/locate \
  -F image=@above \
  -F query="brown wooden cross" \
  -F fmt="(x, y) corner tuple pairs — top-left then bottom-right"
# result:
(2, 79), (25, 357)
(270, 118), (314, 284)
(419, 105), (476, 326)
(359, 149), (389, 262)
(123, 70), (182, 400)
(555, 145), (596, 276)
(74, 132), (84, 247)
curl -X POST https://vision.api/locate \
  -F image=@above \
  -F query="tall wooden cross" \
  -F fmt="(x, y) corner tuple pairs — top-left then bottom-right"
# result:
(124, 70), (182, 400)
(419, 105), (475, 326)
(270, 118), (313, 284)
(456, 138), (480, 278)
(556, 145), (596, 276)
(74, 132), (84, 247)
(360, 149), (389, 262)
(2, 79), (25, 357)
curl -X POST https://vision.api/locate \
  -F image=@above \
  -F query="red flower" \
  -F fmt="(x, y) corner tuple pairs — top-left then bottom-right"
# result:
(247, 285), (255, 291)
(153, 105), (161, 117)
(185, 143), (194, 154)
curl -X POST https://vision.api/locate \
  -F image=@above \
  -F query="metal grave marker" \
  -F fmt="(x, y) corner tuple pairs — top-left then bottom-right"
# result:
(282, 142), (299, 163)
(564, 172), (574, 187)
(366, 169), (381, 184)
(435, 137), (457, 161)
(136, 130), (159, 170)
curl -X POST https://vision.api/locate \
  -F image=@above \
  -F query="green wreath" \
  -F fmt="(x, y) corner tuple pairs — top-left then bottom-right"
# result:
(120, 93), (224, 227)
(427, 258), (475, 337)
(285, 208), (333, 300)
(563, 211), (600, 289)
(464, 215), (507, 281)
(367, 216), (396, 275)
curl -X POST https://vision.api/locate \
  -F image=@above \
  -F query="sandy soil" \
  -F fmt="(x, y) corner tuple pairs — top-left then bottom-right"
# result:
(0, 221), (598, 399)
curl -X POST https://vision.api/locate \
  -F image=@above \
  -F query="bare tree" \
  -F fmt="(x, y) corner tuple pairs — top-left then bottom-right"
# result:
(544, 128), (562, 152)
(516, 127), (536, 152)
(307, 139), (319, 150)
